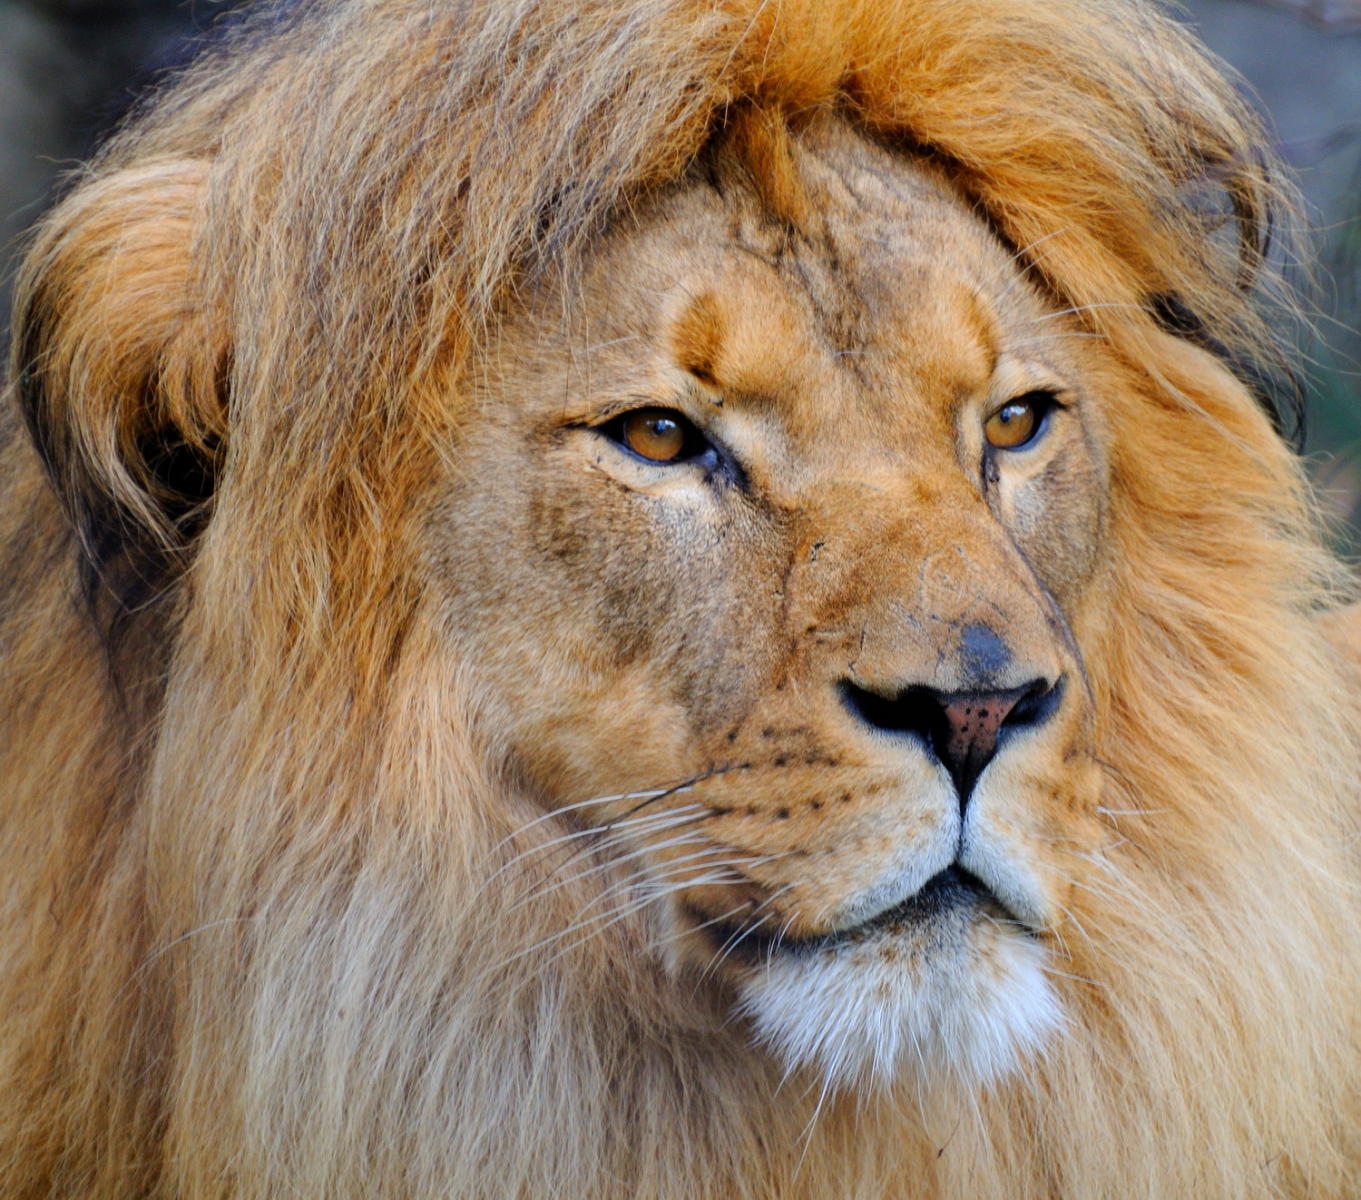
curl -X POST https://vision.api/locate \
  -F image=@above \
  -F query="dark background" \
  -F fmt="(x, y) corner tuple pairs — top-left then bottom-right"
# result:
(2, 0), (1358, 537)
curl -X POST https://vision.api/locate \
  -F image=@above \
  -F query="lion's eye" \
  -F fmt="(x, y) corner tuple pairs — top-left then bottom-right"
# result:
(984, 392), (1056, 451)
(608, 408), (706, 464)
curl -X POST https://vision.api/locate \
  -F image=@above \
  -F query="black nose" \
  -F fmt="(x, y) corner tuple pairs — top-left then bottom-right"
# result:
(840, 676), (1063, 804)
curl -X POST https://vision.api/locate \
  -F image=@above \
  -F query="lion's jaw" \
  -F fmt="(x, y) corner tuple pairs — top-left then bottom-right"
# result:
(734, 876), (1063, 1089)
(435, 115), (1108, 1092)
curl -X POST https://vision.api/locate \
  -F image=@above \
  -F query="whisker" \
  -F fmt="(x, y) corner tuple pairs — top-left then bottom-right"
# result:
(487, 785), (682, 857)
(1046, 891), (1098, 945)
(492, 804), (710, 903)
(1040, 962), (1104, 989)
(501, 837), (799, 981)
(122, 917), (255, 999)
(522, 870), (767, 973)
(487, 762), (739, 865)
(992, 228), (1069, 303)
(506, 828), (715, 911)
(510, 802), (705, 866)
(615, 763), (745, 821)
(795, 1070), (837, 1178)
(1095, 806), (1168, 818)
(762, 908), (803, 974)
(512, 841), (780, 958)
(1026, 300), (1148, 324)
(699, 883), (797, 982)
(1008, 331), (1104, 349)
(530, 842), (727, 919)
(521, 832), (766, 910)
(660, 895), (770, 958)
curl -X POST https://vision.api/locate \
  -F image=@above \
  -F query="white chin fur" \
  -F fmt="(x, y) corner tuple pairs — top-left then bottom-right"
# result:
(736, 922), (1062, 1091)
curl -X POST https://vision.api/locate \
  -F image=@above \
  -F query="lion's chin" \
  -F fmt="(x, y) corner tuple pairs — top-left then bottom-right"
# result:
(730, 878), (1063, 1091)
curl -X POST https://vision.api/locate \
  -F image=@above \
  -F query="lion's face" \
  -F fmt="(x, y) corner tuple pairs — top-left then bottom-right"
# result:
(432, 116), (1113, 1088)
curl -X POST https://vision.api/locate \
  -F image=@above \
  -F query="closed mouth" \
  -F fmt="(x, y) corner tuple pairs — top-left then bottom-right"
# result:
(695, 865), (1023, 964)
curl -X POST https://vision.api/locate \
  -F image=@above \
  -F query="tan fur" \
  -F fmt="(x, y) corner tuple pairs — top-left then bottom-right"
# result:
(3, 1), (1359, 1196)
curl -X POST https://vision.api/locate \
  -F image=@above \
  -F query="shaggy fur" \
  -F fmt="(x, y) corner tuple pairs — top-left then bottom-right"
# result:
(2, 0), (1359, 1196)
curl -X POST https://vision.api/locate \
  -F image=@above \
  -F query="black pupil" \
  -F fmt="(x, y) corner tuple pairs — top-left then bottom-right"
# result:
(649, 417), (678, 441)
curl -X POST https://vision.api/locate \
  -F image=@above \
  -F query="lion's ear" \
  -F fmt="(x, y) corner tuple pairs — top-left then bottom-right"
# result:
(1146, 150), (1304, 443)
(13, 159), (227, 618)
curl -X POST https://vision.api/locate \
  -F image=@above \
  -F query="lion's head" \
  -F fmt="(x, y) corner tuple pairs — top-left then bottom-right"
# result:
(3, 0), (1359, 1196)
(448, 117), (1106, 1087)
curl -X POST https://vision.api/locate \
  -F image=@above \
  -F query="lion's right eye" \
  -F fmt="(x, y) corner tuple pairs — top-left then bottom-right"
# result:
(984, 391), (1059, 452)
(605, 408), (708, 465)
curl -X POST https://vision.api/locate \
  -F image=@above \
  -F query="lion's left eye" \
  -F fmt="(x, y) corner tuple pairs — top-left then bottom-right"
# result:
(605, 407), (708, 464)
(984, 392), (1057, 451)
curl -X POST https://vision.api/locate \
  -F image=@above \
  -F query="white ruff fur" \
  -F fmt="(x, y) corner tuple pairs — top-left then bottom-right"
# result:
(737, 919), (1062, 1090)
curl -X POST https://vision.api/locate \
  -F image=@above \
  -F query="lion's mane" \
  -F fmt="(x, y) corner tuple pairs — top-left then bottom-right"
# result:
(2, 0), (1359, 1195)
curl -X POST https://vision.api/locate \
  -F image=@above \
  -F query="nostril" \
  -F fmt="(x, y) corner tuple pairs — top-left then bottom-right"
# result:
(838, 681), (941, 742)
(999, 675), (1064, 738)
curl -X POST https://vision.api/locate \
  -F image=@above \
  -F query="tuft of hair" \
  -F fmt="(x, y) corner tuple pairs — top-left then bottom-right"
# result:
(738, 914), (1064, 1090)
(2, 1), (1357, 1197)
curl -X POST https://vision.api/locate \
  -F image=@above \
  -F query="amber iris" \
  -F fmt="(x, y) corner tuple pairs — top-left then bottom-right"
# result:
(622, 409), (688, 462)
(984, 397), (1041, 449)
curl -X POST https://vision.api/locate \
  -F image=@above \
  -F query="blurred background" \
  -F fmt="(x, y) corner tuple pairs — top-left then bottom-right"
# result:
(1, 0), (1358, 540)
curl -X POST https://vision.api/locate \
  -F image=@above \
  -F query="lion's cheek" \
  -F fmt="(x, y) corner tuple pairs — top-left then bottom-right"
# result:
(998, 444), (1106, 613)
(442, 471), (788, 799)
(506, 668), (697, 801)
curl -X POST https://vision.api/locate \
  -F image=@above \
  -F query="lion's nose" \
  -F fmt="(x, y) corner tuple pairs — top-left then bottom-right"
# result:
(839, 677), (1062, 804)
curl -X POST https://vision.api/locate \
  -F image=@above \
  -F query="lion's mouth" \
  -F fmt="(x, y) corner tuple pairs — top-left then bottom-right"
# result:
(696, 865), (1024, 964)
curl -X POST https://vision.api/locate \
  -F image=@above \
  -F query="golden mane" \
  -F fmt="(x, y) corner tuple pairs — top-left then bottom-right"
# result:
(2, 0), (1358, 1195)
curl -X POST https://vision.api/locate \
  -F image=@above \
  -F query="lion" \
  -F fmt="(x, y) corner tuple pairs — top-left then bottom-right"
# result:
(2, 0), (1359, 1195)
